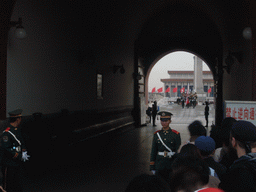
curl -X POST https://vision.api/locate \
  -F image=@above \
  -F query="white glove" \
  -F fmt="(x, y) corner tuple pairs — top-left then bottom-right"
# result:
(151, 170), (156, 175)
(21, 151), (30, 162)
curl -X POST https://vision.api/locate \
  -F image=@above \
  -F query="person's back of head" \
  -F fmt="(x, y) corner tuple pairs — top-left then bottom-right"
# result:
(220, 117), (237, 147)
(231, 120), (256, 154)
(195, 136), (216, 157)
(170, 157), (210, 192)
(179, 143), (201, 159)
(125, 174), (171, 192)
(188, 120), (206, 137)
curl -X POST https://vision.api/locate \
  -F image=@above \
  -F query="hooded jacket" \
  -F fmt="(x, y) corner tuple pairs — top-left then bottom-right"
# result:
(219, 153), (256, 192)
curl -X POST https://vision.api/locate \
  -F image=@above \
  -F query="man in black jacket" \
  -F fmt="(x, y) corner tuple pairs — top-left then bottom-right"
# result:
(152, 101), (158, 126)
(219, 120), (256, 192)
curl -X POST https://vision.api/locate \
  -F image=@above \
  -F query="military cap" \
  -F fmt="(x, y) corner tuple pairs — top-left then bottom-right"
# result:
(157, 111), (173, 121)
(231, 120), (256, 142)
(195, 136), (216, 153)
(8, 109), (23, 117)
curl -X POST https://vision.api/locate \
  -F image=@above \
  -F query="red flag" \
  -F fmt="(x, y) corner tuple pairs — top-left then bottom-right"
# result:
(186, 97), (189, 105)
(157, 87), (163, 93)
(152, 87), (156, 93)
(208, 88), (212, 93)
(180, 87), (185, 93)
(165, 87), (170, 93)
(173, 87), (177, 93)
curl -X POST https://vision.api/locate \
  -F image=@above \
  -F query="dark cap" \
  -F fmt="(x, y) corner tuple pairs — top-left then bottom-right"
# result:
(157, 111), (173, 121)
(195, 136), (216, 154)
(231, 120), (256, 142)
(8, 109), (23, 117)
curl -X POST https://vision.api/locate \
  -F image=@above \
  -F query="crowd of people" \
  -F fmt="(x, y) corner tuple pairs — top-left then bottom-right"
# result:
(126, 112), (256, 192)
(1, 108), (256, 192)
(177, 92), (198, 109)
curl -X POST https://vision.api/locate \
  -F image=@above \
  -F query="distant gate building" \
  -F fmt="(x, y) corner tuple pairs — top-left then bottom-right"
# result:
(161, 56), (214, 101)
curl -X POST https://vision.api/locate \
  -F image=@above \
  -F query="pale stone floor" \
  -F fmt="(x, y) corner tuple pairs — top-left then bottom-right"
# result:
(22, 103), (214, 192)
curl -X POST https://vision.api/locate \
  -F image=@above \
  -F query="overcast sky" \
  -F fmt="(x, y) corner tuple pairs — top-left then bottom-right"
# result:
(148, 51), (210, 91)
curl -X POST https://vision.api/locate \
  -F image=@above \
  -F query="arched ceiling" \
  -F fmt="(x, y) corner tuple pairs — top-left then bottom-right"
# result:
(137, 3), (224, 75)
(6, 0), (252, 74)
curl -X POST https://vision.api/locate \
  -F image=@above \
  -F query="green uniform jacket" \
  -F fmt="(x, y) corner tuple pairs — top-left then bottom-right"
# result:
(1, 125), (26, 166)
(150, 127), (181, 171)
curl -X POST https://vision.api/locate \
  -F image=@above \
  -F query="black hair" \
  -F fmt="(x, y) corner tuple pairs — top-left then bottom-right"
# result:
(179, 143), (201, 159)
(220, 117), (237, 146)
(170, 157), (210, 192)
(188, 120), (206, 136)
(125, 174), (171, 192)
(198, 149), (213, 157)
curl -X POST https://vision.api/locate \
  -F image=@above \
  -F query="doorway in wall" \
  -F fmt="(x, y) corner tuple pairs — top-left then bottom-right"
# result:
(144, 51), (216, 127)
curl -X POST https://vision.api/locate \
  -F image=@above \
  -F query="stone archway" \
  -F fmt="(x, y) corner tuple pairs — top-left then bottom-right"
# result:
(144, 51), (216, 124)
(135, 3), (223, 126)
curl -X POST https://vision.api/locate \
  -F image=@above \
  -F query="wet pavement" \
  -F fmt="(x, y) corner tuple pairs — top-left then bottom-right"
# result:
(21, 103), (215, 192)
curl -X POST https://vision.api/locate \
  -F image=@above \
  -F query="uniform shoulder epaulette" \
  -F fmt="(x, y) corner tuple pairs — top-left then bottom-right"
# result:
(154, 130), (161, 134)
(172, 129), (179, 134)
(5, 127), (10, 132)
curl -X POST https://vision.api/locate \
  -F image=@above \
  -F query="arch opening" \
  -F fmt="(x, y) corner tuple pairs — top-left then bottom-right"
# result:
(144, 51), (215, 127)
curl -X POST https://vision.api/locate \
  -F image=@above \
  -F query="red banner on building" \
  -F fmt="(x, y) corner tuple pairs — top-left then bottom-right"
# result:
(165, 87), (170, 93)
(152, 87), (156, 93)
(157, 87), (163, 93)
(172, 87), (177, 93)
(208, 87), (212, 93)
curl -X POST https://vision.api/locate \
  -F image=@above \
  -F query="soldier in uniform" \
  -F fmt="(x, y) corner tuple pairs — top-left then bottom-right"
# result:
(150, 111), (181, 181)
(192, 92), (197, 108)
(181, 92), (185, 108)
(204, 101), (209, 127)
(1, 109), (30, 192)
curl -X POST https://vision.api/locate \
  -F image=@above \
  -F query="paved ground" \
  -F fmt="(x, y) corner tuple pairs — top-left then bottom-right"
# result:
(21, 103), (215, 192)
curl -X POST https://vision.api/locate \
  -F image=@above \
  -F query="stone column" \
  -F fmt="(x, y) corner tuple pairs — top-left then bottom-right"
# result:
(194, 56), (205, 102)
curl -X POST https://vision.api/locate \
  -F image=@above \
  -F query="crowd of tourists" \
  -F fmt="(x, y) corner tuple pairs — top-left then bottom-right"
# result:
(126, 116), (256, 192)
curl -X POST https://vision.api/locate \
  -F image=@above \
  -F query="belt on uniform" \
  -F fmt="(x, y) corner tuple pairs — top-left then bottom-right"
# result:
(158, 151), (175, 158)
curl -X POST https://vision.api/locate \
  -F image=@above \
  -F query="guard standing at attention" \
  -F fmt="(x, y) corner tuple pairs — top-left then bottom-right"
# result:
(204, 101), (209, 127)
(150, 111), (181, 180)
(1, 109), (30, 192)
